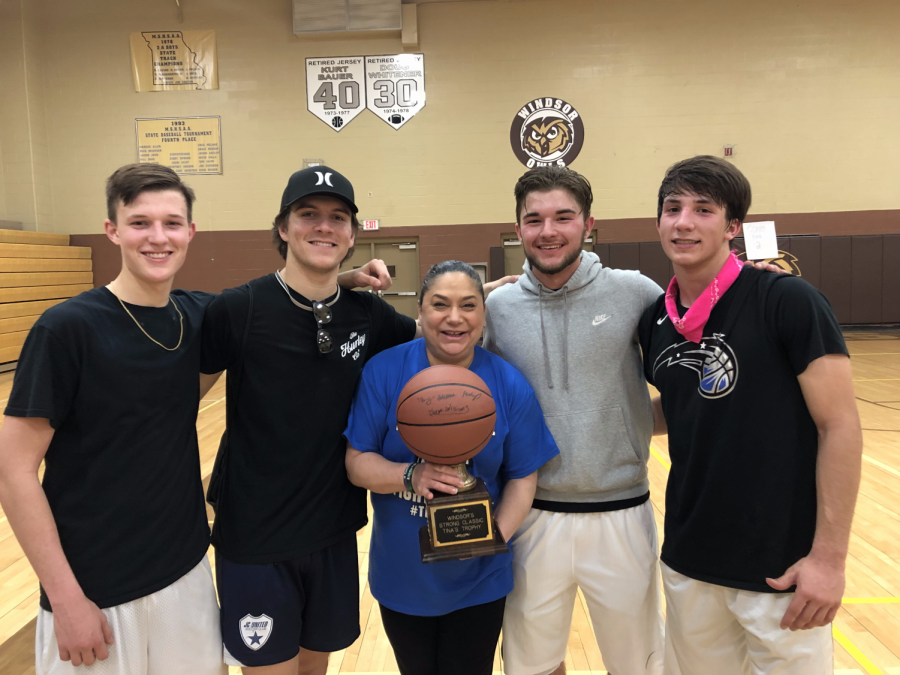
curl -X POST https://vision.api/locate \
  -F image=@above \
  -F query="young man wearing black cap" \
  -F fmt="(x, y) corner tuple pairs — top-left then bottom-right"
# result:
(201, 166), (419, 675)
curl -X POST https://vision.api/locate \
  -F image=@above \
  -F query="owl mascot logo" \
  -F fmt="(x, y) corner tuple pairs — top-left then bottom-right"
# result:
(523, 114), (572, 159)
(653, 333), (739, 399)
(510, 97), (584, 168)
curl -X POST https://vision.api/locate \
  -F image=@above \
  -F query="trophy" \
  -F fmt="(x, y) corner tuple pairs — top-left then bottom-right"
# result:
(396, 365), (510, 563)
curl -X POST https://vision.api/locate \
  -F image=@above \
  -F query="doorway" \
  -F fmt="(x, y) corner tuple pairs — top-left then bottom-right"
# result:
(345, 238), (420, 319)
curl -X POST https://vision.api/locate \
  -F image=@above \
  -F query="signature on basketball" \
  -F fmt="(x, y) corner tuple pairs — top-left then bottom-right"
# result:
(462, 390), (482, 401)
(427, 404), (470, 417)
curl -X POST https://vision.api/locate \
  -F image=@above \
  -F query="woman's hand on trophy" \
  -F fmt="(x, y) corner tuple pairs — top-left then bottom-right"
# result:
(412, 462), (467, 499)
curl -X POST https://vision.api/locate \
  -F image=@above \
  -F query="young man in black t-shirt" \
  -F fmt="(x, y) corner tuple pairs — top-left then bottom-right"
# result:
(201, 166), (419, 675)
(638, 156), (862, 674)
(0, 164), (227, 674)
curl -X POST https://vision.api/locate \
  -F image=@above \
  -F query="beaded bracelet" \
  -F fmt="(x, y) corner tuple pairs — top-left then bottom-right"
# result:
(403, 461), (417, 494)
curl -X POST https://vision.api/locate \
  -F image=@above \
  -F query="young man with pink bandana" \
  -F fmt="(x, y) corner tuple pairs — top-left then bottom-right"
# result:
(639, 155), (863, 674)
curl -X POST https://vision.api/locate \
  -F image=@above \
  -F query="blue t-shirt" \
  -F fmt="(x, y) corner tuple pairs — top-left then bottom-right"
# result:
(344, 339), (559, 616)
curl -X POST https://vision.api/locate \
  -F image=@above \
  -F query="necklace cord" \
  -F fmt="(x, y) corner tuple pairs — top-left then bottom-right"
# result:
(117, 295), (184, 351)
(274, 270), (341, 309)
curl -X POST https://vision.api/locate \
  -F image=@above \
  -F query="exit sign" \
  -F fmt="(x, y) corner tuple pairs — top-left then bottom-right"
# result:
(362, 219), (380, 231)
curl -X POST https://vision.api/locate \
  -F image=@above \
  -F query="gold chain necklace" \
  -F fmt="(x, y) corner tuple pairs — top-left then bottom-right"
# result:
(117, 295), (184, 351)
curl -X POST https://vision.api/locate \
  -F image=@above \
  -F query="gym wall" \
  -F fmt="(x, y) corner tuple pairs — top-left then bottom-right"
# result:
(2, 0), (899, 317)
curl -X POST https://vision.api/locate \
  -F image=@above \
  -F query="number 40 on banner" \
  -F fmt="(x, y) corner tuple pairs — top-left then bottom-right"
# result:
(305, 54), (425, 132)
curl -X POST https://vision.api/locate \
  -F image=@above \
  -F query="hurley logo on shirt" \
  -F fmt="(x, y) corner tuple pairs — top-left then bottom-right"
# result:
(341, 331), (367, 360)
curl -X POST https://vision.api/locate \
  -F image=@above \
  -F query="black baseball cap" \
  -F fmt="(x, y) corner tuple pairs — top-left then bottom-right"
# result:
(279, 165), (358, 214)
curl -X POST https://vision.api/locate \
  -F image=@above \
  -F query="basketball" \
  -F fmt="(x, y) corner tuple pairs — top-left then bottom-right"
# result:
(396, 365), (496, 464)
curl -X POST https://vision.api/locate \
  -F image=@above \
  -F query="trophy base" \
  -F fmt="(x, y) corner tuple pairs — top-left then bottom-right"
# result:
(418, 477), (510, 563)
(418, 522), (509, 563)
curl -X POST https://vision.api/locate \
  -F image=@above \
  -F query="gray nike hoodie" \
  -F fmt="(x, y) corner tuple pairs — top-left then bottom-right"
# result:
(484, 252), (663, 503)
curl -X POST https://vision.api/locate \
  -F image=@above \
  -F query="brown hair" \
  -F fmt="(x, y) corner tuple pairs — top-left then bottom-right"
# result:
(271, 203), (360, 263)
(105, 163), (196, 223)
(657, 156), (752, 224)
(513, 166), (593, 223)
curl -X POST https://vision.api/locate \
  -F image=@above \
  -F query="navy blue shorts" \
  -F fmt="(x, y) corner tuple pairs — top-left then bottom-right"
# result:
(217, 535), (360, 667)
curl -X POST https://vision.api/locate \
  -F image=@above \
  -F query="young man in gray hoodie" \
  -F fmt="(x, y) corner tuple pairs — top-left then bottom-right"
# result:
(484, 167), (666, 675)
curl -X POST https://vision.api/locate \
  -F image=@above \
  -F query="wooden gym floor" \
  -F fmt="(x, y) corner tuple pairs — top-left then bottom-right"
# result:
(0, 330), (897, 674)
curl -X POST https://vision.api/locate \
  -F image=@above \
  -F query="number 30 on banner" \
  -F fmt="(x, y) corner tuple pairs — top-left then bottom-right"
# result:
(366, 54), (426, 130)
(371, 79), (419, 109)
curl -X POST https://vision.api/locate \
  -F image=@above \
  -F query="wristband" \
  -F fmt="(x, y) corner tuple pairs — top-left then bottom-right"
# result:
(403, 461), (417, 494)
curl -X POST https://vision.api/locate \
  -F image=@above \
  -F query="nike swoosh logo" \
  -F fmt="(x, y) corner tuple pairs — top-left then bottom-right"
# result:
(592, 315), (610, 326)
(657, 315), (668, 325)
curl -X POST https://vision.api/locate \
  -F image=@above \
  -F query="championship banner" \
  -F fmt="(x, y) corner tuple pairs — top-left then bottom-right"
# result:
(135, 117), (222, 175)
(305, 57), (367, 131)
(365, 54), (425, 130)
(510, 97), (584, 168)
(129, 30), (218, 92)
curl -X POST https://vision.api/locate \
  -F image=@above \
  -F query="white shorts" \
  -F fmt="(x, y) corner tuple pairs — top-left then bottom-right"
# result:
(661, 561), (834, 675)
(502, 501), (664, 675)
(36, 557), (226, 675)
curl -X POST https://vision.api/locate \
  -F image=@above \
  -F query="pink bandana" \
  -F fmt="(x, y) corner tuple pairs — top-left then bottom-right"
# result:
(665, 251), (744, 343)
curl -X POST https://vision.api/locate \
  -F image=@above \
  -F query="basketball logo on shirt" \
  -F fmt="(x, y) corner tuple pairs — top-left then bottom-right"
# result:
(240, 614), (273, 650)
(653, 333), (738, 399)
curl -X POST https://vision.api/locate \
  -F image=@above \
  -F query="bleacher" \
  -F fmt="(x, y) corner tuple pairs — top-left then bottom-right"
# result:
(0, 230), (93, 365)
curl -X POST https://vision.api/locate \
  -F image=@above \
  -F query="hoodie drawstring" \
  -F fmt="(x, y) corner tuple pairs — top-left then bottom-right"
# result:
(538, 285), (554, 389)
(563, 285), (569, 391)
(538, 283), (570, 391)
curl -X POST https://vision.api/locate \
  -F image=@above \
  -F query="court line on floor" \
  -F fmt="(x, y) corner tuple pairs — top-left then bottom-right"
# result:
(199, 399), (224, 414)
(649, 445), (671, 471)
(843, 598), (900, 604)
(863, 455), (900, 480)
(854, 379), (900, 382)
(833, 626), (886, 675)
(651, 444), (890, 671)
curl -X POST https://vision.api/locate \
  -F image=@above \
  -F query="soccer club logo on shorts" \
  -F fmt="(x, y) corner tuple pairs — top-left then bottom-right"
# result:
(240, 614), (273, 651)
(509, 97), (584, 168)
(653, 333), (739, 399)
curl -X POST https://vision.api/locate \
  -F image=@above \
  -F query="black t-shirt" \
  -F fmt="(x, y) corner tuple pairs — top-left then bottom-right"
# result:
(200, 274), (416, 563)
(638, 268), (848, 592)
(5, 287), (213, 610)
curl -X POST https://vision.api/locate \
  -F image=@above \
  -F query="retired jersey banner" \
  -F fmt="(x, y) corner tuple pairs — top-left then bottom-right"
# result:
(365, 54), (425, 130)
(130, 30), (218, 91)
(510, 97), (584, 168)
(135, 117), (222, 175)
(306, 57), (366, 132)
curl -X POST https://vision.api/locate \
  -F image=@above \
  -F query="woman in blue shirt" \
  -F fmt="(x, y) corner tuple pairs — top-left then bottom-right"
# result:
(344, 261), (559, 675)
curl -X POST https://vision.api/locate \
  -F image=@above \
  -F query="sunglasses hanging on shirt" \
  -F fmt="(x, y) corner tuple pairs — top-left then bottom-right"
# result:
(312, 301), (333, 355)
(274, 270), (338, 357)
